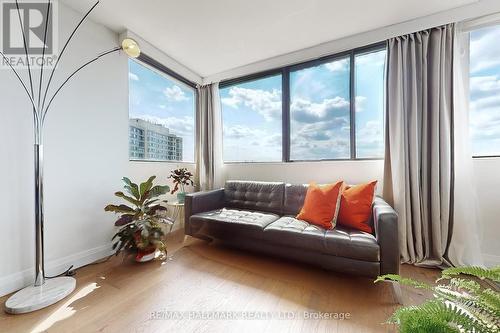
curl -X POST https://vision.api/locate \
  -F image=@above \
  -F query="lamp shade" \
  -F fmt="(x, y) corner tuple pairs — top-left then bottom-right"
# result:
(121, 38), (141, 58)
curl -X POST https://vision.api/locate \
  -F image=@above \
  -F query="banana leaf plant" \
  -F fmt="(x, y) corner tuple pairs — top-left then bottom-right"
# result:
(105, 176), (170, 258)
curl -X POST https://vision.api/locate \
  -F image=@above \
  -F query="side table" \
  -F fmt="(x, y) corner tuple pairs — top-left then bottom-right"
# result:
(165, 201), (185, 233)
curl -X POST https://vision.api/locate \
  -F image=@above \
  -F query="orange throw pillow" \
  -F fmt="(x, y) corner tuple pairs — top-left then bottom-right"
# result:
(296, 181), (344, 230)
(338, 181), (377, 233)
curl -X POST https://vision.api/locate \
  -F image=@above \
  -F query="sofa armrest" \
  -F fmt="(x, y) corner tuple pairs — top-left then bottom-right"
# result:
(373, 196), (400, 275)
(184, 189), (225, 235)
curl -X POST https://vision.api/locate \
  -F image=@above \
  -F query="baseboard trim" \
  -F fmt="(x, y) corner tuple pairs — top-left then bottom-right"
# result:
(483, 253), (500, 268)
(0, 244), (113, 297)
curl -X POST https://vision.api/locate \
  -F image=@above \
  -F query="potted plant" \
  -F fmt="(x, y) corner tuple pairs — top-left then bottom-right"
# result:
(168, 167), (194, 204)
(375, 266), (500, 332)
(105, 176), (170, 262)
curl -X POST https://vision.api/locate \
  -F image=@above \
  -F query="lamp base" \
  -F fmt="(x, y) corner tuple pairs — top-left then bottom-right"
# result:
(4, 276), (76, 314)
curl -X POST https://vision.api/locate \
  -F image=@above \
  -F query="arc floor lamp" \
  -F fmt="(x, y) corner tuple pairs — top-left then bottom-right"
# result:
(2, 0), (140, 314)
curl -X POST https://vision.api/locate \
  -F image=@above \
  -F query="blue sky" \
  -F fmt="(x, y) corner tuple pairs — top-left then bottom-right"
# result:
(129, 59), (195, 162)
(220, 50), (386, 161)
(470, 25), (500, 156)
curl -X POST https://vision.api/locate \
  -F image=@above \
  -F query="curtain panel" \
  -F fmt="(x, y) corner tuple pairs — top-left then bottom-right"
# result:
(195, 83), (223, 191)
(383, 24), (455, 266)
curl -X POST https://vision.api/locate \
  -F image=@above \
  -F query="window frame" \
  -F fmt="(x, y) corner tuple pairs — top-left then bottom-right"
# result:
(128, 53), (198, 164)
(219, 41), (387, 163)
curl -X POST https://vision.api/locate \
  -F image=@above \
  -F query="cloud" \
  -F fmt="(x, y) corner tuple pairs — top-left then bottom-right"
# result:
(355, 96), (367, 112)
(223, 124), (282, 161)
(133, 115), (194, 137)
(355, 49), (386, 67)
(470, 75), (500, 99)
(129, 72), (139, 81)
(164, 85), (189, 102)
(291, 97), (349, 123)
(324, 58), (349, 72)
(356, 120), (384, 157)
(221, 87), (281, 121)
(469, 74), (500, 154)
(470, 27), (500, 74)
(290, 116), (350, 159)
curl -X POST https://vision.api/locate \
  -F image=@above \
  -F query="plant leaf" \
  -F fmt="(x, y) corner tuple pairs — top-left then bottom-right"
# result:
(440, 266), (500, 283)
(146, 185), (170, 199)
(114, 214), (135, 226)
(139, 176), (156, 199)
(114, 191), (141, 207)
(122, 177), (140, 199)
(104, 204), (136, 214)
(375, 274), (432, 290)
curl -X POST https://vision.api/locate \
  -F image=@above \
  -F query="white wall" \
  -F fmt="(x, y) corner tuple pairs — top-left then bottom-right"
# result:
(0, 3), (194, 296)
(222, 160), (384, 192)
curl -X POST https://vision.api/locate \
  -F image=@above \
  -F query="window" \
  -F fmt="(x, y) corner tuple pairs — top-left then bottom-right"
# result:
(220, 74), (282, 162)
(470, 25), (500, 157)
(220, 44), (386, 162)
(290, 57), (351, 160)
(355, 49), (386, 158)
(128, 58), (195, 162)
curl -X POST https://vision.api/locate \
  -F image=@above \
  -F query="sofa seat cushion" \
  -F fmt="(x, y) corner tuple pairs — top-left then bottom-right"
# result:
(263, 216), (380, 262)
(189, 208), (280, 240)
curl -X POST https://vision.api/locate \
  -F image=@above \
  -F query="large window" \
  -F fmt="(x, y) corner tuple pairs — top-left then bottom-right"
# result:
(220, 45), (386, 162)
(220, 74), (282, 162)
(470, 25), (500, 157)
(128, 58), (195, 162)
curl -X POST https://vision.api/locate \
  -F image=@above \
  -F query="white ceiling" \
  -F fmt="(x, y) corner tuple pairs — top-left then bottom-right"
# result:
(60, 0), (477, 77)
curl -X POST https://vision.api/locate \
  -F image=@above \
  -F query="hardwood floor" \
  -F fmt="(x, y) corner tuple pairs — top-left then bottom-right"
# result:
(0, 232), (440, 333)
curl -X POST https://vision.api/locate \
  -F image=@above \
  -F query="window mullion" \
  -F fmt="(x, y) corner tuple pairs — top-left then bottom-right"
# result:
(282, 69), (290, 162)
(349, 51), (356, 159)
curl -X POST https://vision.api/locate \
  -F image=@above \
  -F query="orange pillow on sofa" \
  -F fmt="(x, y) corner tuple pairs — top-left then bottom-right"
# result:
(296, 181), (344, 230)
(337, 181), (377, 233)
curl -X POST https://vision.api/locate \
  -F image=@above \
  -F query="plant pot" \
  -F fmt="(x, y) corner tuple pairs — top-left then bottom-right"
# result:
(177, 192), (186, 204)
(135, 247), (156, 262)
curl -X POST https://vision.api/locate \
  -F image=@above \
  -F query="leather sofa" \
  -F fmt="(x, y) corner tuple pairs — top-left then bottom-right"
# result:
(184, 181), (399, 278)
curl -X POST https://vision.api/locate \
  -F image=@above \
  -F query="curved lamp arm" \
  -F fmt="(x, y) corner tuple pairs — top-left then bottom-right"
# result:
(41, 38), (140, 124)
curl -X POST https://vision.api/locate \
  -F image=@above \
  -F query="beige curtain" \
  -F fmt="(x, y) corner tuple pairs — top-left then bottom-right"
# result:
(195, 83), (223, 191)
(383, 24), (455, 266)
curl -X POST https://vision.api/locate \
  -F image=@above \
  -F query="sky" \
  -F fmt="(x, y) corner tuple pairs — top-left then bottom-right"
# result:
(470, 25), (500, 156)
(128, 59), (195, 162)
(220, 50), (386, 162)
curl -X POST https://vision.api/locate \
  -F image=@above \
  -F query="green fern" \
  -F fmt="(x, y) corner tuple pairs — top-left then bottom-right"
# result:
(376, 266), (500, 333)
(440, 266), (500, 283)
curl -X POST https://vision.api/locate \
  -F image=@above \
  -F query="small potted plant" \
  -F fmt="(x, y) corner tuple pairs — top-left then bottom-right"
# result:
(168, 167), (194, 204)
(105, 176), (170, 262)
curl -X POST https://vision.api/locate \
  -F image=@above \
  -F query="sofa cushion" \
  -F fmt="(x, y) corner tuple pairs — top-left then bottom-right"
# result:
(224, 181), (285, 214)
(283, 184), (308, 216)
(189, 208), (279, 240)
(263, 216), (380, 262)
(296, 181), (344, 230)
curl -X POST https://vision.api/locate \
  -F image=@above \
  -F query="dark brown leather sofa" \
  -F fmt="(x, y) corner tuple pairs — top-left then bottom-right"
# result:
(184, 180), (399, 278)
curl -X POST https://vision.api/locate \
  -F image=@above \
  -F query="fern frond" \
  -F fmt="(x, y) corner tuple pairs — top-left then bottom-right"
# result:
(375, 274), (433, 290)
(440, 266), (500, 283)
